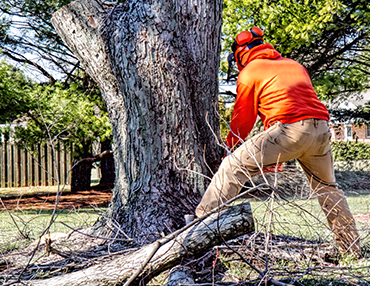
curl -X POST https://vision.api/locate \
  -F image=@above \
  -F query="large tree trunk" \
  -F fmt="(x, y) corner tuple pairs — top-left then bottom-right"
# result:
(52, 0), (222, 243)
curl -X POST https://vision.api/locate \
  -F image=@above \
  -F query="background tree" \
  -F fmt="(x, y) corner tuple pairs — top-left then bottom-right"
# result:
(0, 0), (77, 82)
(0, 0), (115, 189)
(0, 60), (112, 192)
(222, 0), (370, 103)
(329, 101), (370, 125)
(0, 60), (34, 123)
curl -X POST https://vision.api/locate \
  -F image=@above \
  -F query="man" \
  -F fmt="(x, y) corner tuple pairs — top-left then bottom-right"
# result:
(196, 27), (361, 256)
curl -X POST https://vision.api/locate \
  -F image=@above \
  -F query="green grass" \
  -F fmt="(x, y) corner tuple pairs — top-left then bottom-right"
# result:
(243, 191), (370, 244)
(346, 191), (370, 215)
(251, 196), (335, 243)
(3, 185), (370, 285)
(0, 207), (105, 252)
(213, 192), (370, 285)
(0, 185), (104, 252)
(2, 189), (370, 253)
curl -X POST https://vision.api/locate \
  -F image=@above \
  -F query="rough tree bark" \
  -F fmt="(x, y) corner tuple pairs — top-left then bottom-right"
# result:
(52, 0), (222, 243)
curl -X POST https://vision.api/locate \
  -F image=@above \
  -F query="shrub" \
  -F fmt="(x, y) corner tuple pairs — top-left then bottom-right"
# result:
(331, 141), (370, 161)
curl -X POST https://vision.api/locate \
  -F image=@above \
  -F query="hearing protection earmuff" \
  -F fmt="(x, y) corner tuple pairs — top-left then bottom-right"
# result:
(227, 27), (264, 82)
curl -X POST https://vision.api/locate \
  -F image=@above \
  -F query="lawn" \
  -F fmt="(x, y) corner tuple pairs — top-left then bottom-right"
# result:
(1, 185), (370, 285)
(208, 190), (370, 285)
(246, 190), (370, 246)
(0, 186), (106, 252)
(0, 207), (105, 253)
(1, 186), (370, 253)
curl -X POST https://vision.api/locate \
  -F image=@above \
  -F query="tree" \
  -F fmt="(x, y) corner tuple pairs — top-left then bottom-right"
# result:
(0, 0), (116, 191)
(52, 0), (222, 244)
(329, 102), (370, 123)
(0, 60), (34, 124)
(0, 60), (112, 192)
(20, 83), (112, 192)
(222, 0), (370, 102)
(0, 0), (78, 82)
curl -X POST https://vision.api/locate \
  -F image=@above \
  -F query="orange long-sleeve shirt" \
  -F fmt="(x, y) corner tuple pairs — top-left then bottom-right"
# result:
(226, 43), (330, 148)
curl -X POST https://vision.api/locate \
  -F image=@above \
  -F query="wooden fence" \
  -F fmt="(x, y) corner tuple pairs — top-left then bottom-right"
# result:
(0, 142), (72, 188)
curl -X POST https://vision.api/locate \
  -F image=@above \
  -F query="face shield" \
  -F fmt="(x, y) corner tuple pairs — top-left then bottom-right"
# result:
(226, 52), (237, 82)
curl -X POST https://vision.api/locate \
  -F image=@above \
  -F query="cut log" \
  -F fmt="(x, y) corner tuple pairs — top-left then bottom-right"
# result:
(29, 202), (254, 286)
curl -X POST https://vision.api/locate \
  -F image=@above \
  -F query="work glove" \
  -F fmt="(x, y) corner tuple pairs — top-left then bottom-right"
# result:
(260, 163), (285, 174)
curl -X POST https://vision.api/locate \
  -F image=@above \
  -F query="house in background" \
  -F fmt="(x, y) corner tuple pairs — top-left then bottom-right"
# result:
(329, 91), (370, 143)
(331, 123), (370, 143)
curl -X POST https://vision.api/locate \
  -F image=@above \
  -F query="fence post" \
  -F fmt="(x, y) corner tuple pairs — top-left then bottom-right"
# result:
(66, 144), (72, 185)
(47, 144), (53, 186)
(14, 144), (20, 187)
(40, 144), (46, 186)
(58, 142), (64, 186)
(27, 147), (33, 186)
(1, 142), (6, 188)
(34, 144), (40, 186)
(20, 147), (27, 187)
(7, 143), (13, 187)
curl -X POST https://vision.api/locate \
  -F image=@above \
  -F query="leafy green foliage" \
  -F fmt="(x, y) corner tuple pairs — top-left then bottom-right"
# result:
(223, 0), (341, 53)
(0, 61), (111, 158)
(218, 100), (233, 140)
(222, 0), (370, 102)
(0, 60), (34, 123)
(16, 83), (111, 156)
(329, 103), (370, 124)
(0, 0), (78, 82)
(331, 141), (370, 161)
(0, 0), (112, 160)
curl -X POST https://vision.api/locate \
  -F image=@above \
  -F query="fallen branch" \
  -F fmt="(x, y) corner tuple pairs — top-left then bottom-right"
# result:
(29, 202), (254, 286)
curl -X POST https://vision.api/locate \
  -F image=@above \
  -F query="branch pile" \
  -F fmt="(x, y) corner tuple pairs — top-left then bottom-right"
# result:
(2, 203), (254, 285)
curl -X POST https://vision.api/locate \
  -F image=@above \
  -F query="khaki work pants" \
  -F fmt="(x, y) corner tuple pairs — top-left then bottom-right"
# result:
(196, 119), (361, 255)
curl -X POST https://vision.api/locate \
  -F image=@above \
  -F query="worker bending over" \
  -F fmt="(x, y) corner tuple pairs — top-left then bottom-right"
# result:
(196, 27), (361, 256)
